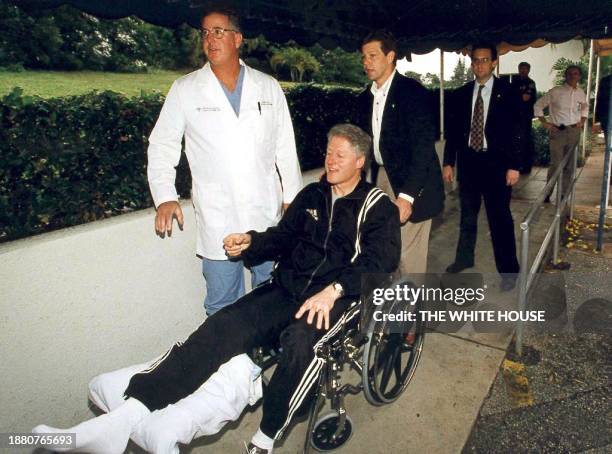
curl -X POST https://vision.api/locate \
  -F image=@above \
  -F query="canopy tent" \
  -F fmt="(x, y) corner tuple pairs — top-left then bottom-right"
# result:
(18, 0), (612, 56)
(595, 38), (612, 56)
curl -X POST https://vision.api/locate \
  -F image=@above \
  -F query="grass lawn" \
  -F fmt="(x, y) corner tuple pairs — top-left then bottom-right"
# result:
(0, 70), (352, 99)
(0, 69), (188, 98)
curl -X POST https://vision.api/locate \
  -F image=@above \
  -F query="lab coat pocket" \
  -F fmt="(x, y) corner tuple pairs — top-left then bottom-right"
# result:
(253, 103), (275, 152)
(195, 183), (228, 229)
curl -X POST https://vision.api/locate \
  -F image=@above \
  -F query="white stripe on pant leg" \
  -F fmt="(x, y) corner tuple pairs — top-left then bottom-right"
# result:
(275, 306), (360, 439)
(279, 309), (359, 438)
(282, 311), (352, 432)
(274, 358), (324, 440)
(137, 344), (179, 375)
(287, 354), (325, 410)
(287, 307), (354, 410)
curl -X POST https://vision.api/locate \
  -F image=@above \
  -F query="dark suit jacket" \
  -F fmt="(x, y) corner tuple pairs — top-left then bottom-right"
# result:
(596, 74), (611, 132)
(443, 77), (521, 180)
(511, 76), (537, 119)
(357, 73), (444, 223)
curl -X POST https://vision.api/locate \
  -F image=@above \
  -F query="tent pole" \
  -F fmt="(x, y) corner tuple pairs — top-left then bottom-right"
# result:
(596, 124), (611, 251)
(581, 39), (595, 160)
(440, 49), (445, 141)
(593, 55), (601, 124)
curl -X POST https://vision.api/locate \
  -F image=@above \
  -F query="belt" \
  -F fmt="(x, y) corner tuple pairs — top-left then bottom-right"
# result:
(555, 123), (580, 129)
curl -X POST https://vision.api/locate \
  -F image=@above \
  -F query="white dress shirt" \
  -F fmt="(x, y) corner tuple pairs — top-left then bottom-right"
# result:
(469, 75), (495, 150)
(370, 70), (413, 203)
(534, 83), (588, 126)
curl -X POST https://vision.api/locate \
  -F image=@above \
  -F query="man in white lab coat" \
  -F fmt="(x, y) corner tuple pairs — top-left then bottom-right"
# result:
(147, 7), (302, 315)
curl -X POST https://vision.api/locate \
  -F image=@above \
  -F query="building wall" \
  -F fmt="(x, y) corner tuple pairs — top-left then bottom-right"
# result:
(0, 201), (205, 433)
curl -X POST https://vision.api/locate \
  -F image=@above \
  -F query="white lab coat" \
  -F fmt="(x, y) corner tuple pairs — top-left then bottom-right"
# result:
(147, 62), (303, 259)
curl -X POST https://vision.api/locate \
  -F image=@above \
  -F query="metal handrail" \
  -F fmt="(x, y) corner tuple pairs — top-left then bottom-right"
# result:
(515, 143), (579, 355)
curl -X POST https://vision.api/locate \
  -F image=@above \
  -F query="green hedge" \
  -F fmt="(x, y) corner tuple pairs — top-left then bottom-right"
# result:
(0, 84), (361, 242)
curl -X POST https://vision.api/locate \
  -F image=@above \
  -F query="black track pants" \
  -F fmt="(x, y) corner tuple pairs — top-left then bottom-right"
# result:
(124, 282), (355, 440)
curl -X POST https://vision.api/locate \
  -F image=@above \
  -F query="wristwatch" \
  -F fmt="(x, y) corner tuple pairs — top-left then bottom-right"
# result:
(332, 281), (344, 298)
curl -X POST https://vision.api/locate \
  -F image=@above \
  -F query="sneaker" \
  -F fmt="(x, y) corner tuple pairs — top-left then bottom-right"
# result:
(243, 441), (270, 454)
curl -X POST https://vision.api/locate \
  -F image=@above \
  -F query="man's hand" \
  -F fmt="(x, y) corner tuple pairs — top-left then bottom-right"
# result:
(396, 198), (413, 223)
(541, 121), (559, 132)
(506, 169), (520, 186)
(223, 233), (252, 257)
(282, 203), (290, 214)
(295, 285), (340, 330)
(155, 201), (184, 238)
(443, 165), (454, 183)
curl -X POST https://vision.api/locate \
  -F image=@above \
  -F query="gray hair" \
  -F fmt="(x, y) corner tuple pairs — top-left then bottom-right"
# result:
(202, 6), (241, 32)
(327, 124), (372, 162)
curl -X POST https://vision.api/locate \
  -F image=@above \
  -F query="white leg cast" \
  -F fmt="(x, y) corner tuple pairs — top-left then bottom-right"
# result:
(32, 398), (150, 453)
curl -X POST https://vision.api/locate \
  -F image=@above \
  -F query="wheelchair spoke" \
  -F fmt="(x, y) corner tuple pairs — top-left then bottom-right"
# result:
(379, 344), (399, 394)
(394, 346), (403, 382)
(375, 338), (391, 370)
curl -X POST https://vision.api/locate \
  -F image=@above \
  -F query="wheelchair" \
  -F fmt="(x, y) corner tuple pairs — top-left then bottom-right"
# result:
(253, 277), (426, 453)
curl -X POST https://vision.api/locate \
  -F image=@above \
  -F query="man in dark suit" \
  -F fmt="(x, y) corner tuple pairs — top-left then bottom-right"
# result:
(595, 73), (611, 146)
(357, 30), (444, 276)
(511, 62), (537, 174)
(443, 43), (520, 290)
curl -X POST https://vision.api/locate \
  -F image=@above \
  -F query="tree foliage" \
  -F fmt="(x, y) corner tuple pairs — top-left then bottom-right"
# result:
(447, 57), (474, 89)
(270, 47), (320, 82)
(0, 1), (202, 72)
(1, 1), (372, 86)
(309, 44), (366, 86)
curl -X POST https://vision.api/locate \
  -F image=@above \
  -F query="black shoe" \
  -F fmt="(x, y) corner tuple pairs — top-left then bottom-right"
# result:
(445, 262), (474, 273)
(544, 196), (551, 203)
(500, 276), (517, 292)
(243, 442), (270, 454)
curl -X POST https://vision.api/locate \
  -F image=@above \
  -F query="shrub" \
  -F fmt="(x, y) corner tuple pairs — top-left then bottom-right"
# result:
(0, 83), (361, 242)
(532, 121), (550, 166)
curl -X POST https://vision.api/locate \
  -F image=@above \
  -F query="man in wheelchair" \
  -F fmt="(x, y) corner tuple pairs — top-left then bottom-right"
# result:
(33, 123), (400, 453)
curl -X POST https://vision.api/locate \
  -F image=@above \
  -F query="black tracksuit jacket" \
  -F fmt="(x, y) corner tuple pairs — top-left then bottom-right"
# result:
(242, 176), (401, 300)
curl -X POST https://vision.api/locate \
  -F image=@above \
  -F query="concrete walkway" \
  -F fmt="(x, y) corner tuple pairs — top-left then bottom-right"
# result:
(127, 148), (607, 454)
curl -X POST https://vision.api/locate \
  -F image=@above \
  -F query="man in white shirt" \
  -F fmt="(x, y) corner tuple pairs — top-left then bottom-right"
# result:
(534, 65), (588, 202)
(147, 7), (302, 315)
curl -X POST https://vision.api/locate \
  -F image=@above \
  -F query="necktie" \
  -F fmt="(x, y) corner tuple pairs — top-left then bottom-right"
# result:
(470, 84), (485, 151)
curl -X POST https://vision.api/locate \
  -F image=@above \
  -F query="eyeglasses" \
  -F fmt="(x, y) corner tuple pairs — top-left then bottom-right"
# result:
(472, 57), (492, 65)
(201, 27), (239, 39)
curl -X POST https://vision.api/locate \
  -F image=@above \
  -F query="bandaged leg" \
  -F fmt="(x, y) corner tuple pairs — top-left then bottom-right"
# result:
(88, 354), (262, 453)
(32, 398), (150, 454)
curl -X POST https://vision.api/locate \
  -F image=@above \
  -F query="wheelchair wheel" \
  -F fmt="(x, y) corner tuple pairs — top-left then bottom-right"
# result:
(310, 412), (353, 452)
(362, 294), (425, 405)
